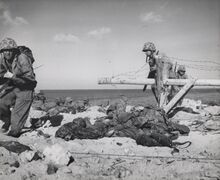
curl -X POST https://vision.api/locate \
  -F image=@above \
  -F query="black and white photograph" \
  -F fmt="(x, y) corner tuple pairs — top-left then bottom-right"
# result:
(0, 0), (220, 179)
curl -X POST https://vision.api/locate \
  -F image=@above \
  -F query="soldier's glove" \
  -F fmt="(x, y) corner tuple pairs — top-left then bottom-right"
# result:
(4, 71), (13, 78)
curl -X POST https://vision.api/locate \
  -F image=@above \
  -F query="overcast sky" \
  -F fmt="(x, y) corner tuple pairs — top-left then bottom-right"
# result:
(0, 0), (219, 90)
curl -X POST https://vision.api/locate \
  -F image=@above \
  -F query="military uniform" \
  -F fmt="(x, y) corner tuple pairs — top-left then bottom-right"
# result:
(0, 38), (37, 137)
(168, 65), (188, 105)
(143, 42), (173, 104)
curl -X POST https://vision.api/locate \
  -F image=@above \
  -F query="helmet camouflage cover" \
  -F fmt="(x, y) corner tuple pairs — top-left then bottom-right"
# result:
(177, 65), (186, 72)
(0, 37), (18, 53)
(142, 42), (156, 52)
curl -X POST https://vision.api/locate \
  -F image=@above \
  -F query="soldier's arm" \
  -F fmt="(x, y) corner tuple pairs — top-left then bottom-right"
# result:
(0, 57), (7, 84)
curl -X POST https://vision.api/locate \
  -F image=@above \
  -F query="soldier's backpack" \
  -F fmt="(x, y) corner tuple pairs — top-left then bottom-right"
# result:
(18, 46), (35, 63)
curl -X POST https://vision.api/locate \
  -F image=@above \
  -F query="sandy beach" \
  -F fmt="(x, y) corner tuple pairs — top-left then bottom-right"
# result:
(0, 97), (220, 180)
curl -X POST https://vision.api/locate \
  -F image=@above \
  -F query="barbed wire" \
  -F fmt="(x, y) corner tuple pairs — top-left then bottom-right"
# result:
(175, 62), (220, 71)
(110, 56), (220, 80)
(166, 56), (220, 71)
(167, 56), (220, 66)
(178, 63), (220, 71)
(112, 64), (148, 78)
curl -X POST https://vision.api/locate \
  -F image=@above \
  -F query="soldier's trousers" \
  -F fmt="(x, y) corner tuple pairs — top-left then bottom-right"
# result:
(147, 70), (160, 104)
(0, 88), (33, 137)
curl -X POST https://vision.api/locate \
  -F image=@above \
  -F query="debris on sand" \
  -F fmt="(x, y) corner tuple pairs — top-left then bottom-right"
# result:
(43, 144), (74, 166)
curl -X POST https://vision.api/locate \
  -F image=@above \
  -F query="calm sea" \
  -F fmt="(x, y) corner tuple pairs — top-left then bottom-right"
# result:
(41, 89), (150, 101)
(41, 88), (220, 101)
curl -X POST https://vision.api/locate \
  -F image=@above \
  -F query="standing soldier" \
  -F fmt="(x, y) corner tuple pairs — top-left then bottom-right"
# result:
(142, 42), (159, 103)
(0, 38), (37, 137)
(142, 42), (174, 106)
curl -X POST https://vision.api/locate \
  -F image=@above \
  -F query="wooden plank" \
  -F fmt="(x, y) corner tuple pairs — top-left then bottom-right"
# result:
(164, 79), (220, 86)
(163, 79), (196, 113)
(98, 78), (220, 86)
(98, 78), (156, 85)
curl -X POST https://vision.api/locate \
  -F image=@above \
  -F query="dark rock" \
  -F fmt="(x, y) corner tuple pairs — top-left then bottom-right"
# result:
(49, 115), (64, 127)
(47, 163), (58, 175)
(31, 152), (43, 161)
(116, 142), (122, 146)
(30, 117), (46, 129)
(10, 160), (20, 168)
(67, 156), (75, 166)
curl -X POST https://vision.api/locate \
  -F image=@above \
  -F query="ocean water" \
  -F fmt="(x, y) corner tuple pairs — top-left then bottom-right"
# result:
(41, 88), (220, 103)
(41, 89), (151, 101)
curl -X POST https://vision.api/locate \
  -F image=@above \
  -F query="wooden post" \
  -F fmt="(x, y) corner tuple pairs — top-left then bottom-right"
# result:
(151, 55), (170, 107)
(163, 79), (196, 113)
(155, 56), (163, 106)
(159, 58), (172, 108)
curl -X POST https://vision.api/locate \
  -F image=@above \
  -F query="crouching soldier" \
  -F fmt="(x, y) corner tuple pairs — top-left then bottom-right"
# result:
(168, 65), (188, 105)
(0, 38), (37, 137)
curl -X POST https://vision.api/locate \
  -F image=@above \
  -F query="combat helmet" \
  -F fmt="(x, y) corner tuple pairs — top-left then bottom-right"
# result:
(142, 42), (156, 52)
(0, 37), (18, 53)
(177, 65), (186, 72)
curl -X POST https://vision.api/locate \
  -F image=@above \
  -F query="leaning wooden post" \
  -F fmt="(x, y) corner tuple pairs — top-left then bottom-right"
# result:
(163, 79), (196, 114)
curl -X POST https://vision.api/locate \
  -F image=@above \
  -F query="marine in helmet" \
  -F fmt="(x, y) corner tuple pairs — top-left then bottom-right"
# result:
(176, 65), (187, 79)
(142, 42), (157, 73)
(0, 37), (37, 137)
(142, 42), (175, 105)
(142, 42), (160, 103)
(168, 65), (188, 105)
